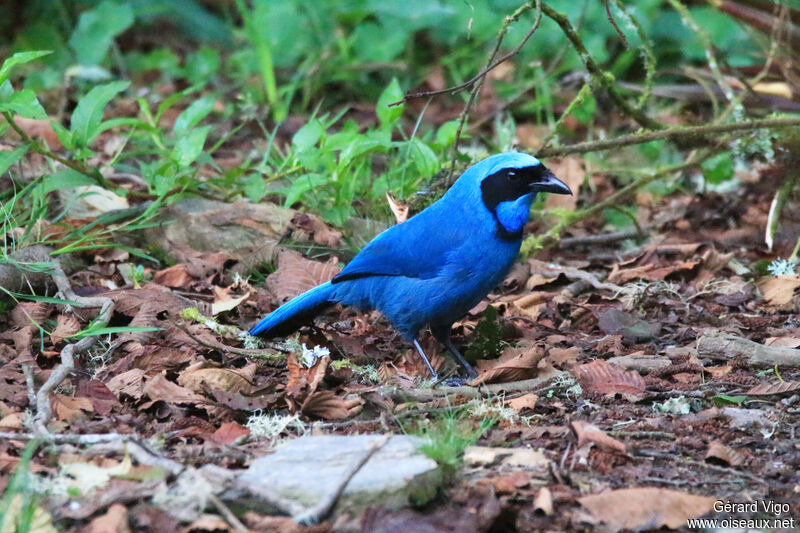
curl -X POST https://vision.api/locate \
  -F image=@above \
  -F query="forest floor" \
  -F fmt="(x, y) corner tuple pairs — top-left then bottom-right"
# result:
(1, 128), (799, 532)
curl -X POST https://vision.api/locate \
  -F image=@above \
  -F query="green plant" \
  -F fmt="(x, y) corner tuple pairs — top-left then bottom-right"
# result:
(415, 408), (495, 479)
(0, 440), (57, 533)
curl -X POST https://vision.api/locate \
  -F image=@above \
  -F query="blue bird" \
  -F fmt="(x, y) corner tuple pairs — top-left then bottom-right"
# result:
(249, 152), (572, 379)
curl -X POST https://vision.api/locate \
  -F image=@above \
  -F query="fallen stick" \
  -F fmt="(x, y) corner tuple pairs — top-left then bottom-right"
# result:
(696, 333), (800, 368)
(33, 262), (115, 434)
(381, 371), (570, 402)
(294, 434), (390, 525)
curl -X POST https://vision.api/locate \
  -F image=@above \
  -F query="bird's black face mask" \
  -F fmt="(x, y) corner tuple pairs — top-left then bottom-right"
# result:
(481, 164), (571, 210)
(480, 164), (571, 240)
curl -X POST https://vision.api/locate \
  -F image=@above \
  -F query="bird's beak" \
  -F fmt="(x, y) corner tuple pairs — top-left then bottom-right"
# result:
(531, 170), (572, 195)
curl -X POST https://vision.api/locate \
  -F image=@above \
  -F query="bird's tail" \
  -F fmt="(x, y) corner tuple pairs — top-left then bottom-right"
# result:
(248, 282), (336, 337)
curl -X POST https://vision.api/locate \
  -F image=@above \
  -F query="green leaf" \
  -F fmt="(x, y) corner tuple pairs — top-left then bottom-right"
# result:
(0, 143), (30, 175)
(184, 47), (221, 85)
(50, 120), (74, 150)
(376, 77), (404, 128)
(173, 95), (215, 136)
(407, 139), (439, 177)
(7, 293), (86, 307)
(283, 173), (329, 207)
(74, 326), (161, 339)
(0, 89), (48, 119)
(0, 50), (52, 87)
(243, 173), (267, 203)
(172, 125), (210, 167)
(434, 120), (459, 148)
(701, 151), (735, 184)
(292, 119), (323, 151)
(70, 80), (130, 148)
(38, 168), (94, 195)
(711, 394), (747, 407)
(69, 0), (135, 66)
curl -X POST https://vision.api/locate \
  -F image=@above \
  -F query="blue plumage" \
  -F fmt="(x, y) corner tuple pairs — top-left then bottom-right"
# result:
(249, 152), (571, 378)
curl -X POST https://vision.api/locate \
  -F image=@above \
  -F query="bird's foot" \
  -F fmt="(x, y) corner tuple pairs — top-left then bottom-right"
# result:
(439, 376), (476, 387)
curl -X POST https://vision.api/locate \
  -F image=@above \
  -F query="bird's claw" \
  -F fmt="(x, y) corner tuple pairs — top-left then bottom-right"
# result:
(440, 376), (475, 387)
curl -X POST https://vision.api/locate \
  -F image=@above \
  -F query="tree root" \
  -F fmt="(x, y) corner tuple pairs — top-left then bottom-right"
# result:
(33, 262), (114, 434)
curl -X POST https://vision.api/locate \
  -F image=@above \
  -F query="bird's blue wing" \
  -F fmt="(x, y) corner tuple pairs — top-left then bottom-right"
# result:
(333, 205), (468, 283)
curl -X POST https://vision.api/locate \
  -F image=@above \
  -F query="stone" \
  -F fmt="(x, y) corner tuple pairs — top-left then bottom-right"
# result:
(237, 434), (441, 516)
(141, 198), (341, 274)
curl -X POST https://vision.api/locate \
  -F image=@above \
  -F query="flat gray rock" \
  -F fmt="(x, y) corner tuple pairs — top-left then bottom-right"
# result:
(238, 434), (441, 516)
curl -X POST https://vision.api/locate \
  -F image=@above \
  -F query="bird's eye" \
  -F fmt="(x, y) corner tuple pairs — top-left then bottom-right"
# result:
(508, 171), (519, 181)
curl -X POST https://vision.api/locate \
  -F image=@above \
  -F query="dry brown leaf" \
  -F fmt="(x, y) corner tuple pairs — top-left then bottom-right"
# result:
(764, 336), (800, 348)
(506, 393), (538, 412)
(578, 488), (716, 531)
(286, 353), (329, 400)
(183, 516), (230, 532)
(608, 260), (700, 284)
(545, 156), (584, 211)
(51, 395), (94, 421)
(106, 286), (192, 317)
(290, 211), (342, 248)
(143, 372), (206, 404)
(533, 487), (553, 516)
(13, 117), (61, 148)
(79, 380), (119, 416)
(11, 302), (51, 328)
(208, 421), (250, 445)
(300, 390), (363, 420)
(510, 292), (550, 320)
(50, 314), (82, 345)
(704, 441), (745, 467)
(117, 302), (159, 345)
(571, 420), (627, 454)
(152, 264), (192, 288)
(85, 503), (130, 533)
(489, 471), (530, 494)
(386, 192), (409, 224)
(266, 249), (341, 302)
(106, 368), (147, 400)
(133, 346), (195, 371)
(574, 360), (647, 401)
(546, 346), (581, 368)
(746, 380), (800, 396)
(178, 366), (256, 395)
(470, 344), (546, 386)
(211, 285), (251, 315)
(757, 275), (800, 308)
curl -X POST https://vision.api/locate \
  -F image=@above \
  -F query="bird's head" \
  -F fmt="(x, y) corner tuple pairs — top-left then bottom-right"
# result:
(457, 152), (571, 239)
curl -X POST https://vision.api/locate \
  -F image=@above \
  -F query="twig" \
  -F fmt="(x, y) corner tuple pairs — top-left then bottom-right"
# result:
(0, 431), (185, 475)
(2, 113), (117, 191)
(381, 371), (569, 402)
(173, 321), (287, 364)
(448, 0), (543, 182)
(208, 492), (248, 532)
(556, 228), (644, 248)
(0, 432), (132, 443)
(390, 1), (542, 107)
(536, 116), (800, 158)
(539, 3), (664, 130)
(603, 0), (629, 47)
(521, 155), (709, 256)
(22, 365), (36, 407)
(33, 262), (114, 434)
(294, 434), (390, 525)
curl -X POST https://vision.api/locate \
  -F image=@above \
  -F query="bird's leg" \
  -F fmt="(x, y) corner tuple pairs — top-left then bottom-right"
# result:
(441, 336), (478, 379)
(413, 338), (439, 380)
(432, 326), (478, 379)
